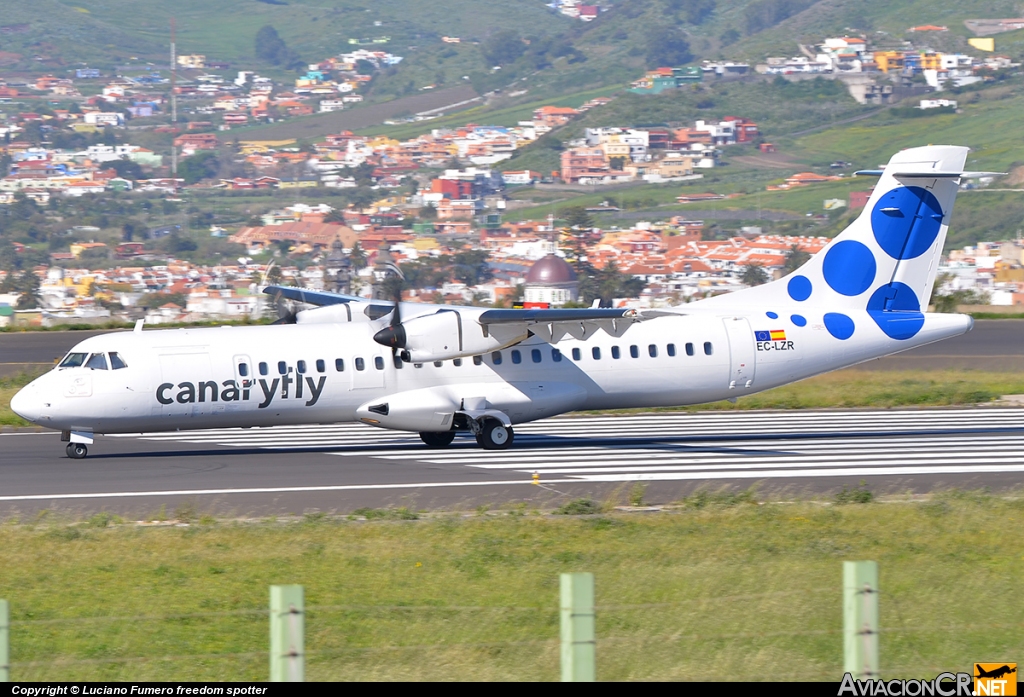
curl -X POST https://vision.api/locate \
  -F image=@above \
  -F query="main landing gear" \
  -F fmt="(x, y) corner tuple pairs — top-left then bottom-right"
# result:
(474, 418), (514, 450)
(419, 431), (456, 448)
(66, 442), (88, 459)
(418, 417), (515, 451)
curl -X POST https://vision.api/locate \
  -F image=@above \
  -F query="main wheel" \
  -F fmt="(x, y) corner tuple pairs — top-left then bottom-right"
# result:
(476, 419), (514, 450)
(420, 431), (456, 448)
(66, 443), (88, 459)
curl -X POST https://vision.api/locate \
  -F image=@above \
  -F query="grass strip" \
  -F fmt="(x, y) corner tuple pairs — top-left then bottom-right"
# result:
(1, 492), (1021, 680)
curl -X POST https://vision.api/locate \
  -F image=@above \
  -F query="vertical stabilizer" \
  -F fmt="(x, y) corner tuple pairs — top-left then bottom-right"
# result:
(696, 145), (968, 341)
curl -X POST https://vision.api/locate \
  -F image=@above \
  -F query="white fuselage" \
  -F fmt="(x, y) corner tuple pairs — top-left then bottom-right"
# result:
(12, 308), (972, 435)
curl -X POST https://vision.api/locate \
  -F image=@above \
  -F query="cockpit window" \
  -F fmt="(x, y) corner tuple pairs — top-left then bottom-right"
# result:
(59, 352), (88, 368)
(85, 353), (109, 370)
(109, 352), (128, 370)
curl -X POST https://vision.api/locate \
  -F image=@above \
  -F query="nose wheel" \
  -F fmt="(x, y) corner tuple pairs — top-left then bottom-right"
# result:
(66, 443), (88, 459)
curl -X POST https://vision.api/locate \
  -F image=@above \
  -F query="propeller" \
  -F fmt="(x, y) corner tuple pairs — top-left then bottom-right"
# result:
(271, 289), (298, 325)
(372, 276), (409, 362)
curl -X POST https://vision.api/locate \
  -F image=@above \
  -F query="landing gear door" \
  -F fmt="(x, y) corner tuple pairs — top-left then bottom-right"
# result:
(723, 317), (755, 390)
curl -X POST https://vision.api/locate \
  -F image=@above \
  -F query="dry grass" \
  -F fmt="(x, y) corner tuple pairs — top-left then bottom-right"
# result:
(2, 493), (1022, 681)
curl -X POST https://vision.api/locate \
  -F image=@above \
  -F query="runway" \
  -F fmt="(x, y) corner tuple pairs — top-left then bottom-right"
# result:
(2, 408), (1023, 516)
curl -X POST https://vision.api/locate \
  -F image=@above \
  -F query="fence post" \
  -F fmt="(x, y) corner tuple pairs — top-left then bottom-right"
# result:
(270, 585), (304, 682)
(0, 599), (8, 682)
(560, 572), (595, 682)
(843, 561), (879, 680)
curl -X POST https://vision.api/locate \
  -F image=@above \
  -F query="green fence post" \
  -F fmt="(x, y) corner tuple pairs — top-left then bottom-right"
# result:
(560, 572), (595, 682)
(270, 585), (304, 682)
(0, 599), (9, 682)
(843, 561), (879, 680)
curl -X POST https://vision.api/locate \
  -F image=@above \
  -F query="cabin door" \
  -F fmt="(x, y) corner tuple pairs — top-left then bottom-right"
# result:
(723, 317), (756, 390)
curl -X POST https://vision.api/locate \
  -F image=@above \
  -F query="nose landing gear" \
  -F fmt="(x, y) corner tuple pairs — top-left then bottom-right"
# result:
(66, 443), (88, 459)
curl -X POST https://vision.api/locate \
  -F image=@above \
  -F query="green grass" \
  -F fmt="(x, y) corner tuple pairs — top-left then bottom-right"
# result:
(2, 493), (1022, 680)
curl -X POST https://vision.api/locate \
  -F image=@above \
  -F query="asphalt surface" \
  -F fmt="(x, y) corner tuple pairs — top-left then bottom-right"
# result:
(2, 409), (1024, 517)
(2, 320), (1023, 377)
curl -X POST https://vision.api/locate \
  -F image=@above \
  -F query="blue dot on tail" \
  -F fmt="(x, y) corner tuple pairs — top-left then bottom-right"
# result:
(871, 186), (944, 260)
(790, 314), (807, 327)
(766, 311), (778, 319)
(822, 240), (876, 296)
(824, 312), (855, 340)
(866, 282), (924, 340)
(787, 275), (812, 301)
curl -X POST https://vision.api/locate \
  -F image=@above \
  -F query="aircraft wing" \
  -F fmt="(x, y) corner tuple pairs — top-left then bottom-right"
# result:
(478, 307), (666, 341)
(263, 285), (368, 306)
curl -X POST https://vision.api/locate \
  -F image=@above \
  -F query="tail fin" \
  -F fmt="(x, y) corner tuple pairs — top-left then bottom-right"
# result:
(699, 145), (967, 321)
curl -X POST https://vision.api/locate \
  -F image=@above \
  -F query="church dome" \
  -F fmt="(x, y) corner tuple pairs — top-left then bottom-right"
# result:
(525, 255), (575, 285)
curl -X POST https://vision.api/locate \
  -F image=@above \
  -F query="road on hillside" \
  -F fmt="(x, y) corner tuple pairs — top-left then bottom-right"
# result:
(223, 85), (479, 141)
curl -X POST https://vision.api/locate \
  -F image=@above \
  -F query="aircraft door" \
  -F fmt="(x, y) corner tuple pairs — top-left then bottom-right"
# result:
(155, 352), (213, 419)
(231, 355), (253, 415)
(723, 317), (755, 390)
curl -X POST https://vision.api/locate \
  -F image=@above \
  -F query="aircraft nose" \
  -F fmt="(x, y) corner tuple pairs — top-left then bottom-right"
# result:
(10, 384), (42, 423)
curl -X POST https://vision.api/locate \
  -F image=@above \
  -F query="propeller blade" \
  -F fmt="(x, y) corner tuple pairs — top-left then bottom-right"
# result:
(273, 290), (298, 325)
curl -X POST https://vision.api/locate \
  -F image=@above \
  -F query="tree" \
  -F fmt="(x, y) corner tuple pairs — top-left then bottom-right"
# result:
(451, 249), (493, 286)
(265, 265), (283, 285)
(254, 25), (302, 69)
(563, 206), (593, 231)
(122, 221), (139, 242)
(666, 0), (717, 24)
(323, 208), (346, 224)
(741, 263), (770, 286)
(482, 30), (526, 66)
(645, 26), (693, 68)
(418, 205), (437, 220)
(108, 158), (143, 181)
(178, 151), (219, 185)
(783, 243), (810, 273)
(349, 241), (367, 271)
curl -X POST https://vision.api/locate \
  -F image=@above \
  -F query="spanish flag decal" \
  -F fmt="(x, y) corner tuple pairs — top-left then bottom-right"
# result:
(770, 329), (787, 341)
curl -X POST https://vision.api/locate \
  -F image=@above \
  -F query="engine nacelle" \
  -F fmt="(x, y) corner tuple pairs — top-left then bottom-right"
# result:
(377, 310), (528, 363)
(355, 388), (459, 432)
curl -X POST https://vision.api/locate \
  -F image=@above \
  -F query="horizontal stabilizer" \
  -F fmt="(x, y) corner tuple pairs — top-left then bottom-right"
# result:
(856, 170), (1005, 179)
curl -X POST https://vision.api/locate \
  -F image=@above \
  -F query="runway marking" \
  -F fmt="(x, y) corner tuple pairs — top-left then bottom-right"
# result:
(11, 409), (1024, 497)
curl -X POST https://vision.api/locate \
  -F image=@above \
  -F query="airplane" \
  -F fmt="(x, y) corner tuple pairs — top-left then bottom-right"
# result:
(11, 145), (991, 459)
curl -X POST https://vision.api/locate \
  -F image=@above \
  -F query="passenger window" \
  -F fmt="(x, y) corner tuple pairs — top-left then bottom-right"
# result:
(572, 348), (581, 361)
(59, 352), (88, 368)
(433, 361), (443, 368)
(375, 356), (385, 370)
(649, 344), (658, 358)
(531, 349), (542, 363)
(85, 353), (108, 370)
(611, 346), (621, 359)
(492, 351), (503, 365)
(667, 343), (676, 357)
(297, 360), (306, 374)
(394, 356), (404, 369)
(630, 345), (639, 358)
(259, 362), (269, 375)
(453, 358), (462, 367)
(109, 352), (128, 370)
(316, 359), (325, 373)
(511, 350), (522, 364)
(473, 355), (483, 366)
(592, 347), (601, 360)
(552, 348), (562, 362)
(335, 358), (344, 372)
(685, 343), (694, 357)
(355, 357), (365, 371)
(278, 361), (287, 375)
(704, 342), (714, 356)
